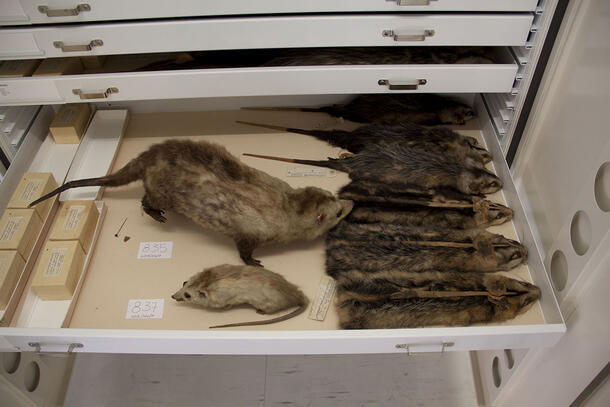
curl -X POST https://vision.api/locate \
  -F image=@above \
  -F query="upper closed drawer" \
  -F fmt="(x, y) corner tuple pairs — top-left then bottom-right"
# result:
(1, 0), (539, 25)
(0, 14), (534, 59)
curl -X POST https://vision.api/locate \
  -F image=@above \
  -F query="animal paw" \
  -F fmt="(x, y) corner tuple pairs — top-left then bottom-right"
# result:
(246, 258), (263, 267)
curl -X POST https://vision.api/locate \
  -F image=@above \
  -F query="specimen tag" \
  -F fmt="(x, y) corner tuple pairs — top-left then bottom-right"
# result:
(308, 275), (337, 321)
(287, 167), (336, 177)
(125, 299), (164, 319)
(137, 241), (173, 259)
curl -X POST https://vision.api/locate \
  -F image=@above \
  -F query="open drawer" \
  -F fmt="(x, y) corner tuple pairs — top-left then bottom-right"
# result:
(2, 0), (539, 26)
(0, 98), (565, 355)
(0, 48), (519, 105)
(0, 14), (534, 59)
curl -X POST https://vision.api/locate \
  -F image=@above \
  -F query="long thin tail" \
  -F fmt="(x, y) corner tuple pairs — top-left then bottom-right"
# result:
(209, 303), (307, 329)
(28, 158), (145, 208)
(236, 120), (354, 150)
(242, 152), (344, 171)
(240, 106), (323, 113)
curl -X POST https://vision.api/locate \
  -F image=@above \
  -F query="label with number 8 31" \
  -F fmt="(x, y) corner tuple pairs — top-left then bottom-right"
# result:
(125, 299), (164, 319)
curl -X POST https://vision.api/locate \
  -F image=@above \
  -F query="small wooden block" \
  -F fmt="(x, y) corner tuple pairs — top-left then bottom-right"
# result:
(0, 59), (41, 78)
(32, 57), (83, 77)
(49, 200), (99, 253)
(8, 172), (58, 221)
(0, 250), (25, 310)
(49, 103), (92, 144)
(31, 240), (86, 301)
(0, 209), (42, 261)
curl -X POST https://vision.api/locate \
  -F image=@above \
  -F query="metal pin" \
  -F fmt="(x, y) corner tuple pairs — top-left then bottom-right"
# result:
(114, 217), (127, 237)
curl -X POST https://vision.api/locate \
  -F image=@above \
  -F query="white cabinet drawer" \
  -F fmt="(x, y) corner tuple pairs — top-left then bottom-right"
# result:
(1, 0), (539, 25)
(0, 102), (565, 355)
(0, 14), (534, 59)
(0, 50), (518, 105)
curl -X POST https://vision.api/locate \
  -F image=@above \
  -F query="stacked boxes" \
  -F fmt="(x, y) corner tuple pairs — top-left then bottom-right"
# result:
(8, 172), (58, 221)
(31, 240), (86, 300)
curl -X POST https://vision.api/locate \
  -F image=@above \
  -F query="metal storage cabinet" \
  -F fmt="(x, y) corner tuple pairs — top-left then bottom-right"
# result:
(1, 1), (607, 405)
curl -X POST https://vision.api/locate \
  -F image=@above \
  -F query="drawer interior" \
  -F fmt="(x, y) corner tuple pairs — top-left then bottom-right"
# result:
(7, 107), (553, 333)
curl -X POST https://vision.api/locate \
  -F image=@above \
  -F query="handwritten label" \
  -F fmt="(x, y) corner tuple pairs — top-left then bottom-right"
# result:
(126, 299), (164, 319)
(43, 248), (67, 277)
(308, 275), (337, 321)
(0, 217), (23, 242)
(287, 167), (336, 177)
(137, 242), (173, 259)
(63, 205), (85, 231)
(18, 179), (43, 202)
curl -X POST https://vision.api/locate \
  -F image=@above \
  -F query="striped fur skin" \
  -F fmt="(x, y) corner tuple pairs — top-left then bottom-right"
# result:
(334, 270), (540, 329)
(325, 223), (527, 275)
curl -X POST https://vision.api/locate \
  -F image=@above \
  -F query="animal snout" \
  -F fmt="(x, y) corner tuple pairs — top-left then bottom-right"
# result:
(171, 293), (184, 301)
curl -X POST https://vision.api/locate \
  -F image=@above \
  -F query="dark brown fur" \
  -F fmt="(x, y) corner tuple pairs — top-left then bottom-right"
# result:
(238, 121), (491, 168)
(171, 264), (308, 328)
(262, 47), (496, 67)
(28, 139), (353, 266)
(346, 203), (512, 229)
(334, 269), (540, 329)
(326, 223), (527, 274)
(245, 143), (502, 196)
(244, 94), (477, 126)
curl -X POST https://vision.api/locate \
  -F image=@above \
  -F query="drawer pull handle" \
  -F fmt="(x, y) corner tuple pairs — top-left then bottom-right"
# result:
(395, 341), (454, 355)
(54, 39), (103, 53)
(72, 87), (119, 99)
(38, 4), (91, 17)
(378, 79), (427, 90)
(382, 29), (435, 42)
(28, 342), (83, 355)
(389, 0), (436, 5)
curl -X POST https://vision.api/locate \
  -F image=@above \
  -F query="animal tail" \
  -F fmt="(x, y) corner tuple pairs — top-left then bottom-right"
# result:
(209, 303), (308, 329)
(28, 158), (145, 208)
(242, 152), (346, 171)
(240, 106), (323, 113)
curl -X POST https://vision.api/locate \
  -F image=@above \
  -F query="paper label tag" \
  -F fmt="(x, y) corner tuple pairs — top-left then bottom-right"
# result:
(126, 299), (164, 319)
(308, 275), (337, 321)
(43, 248), (67, 277)
(18, 179), (43, 202)
(287, 167), (336, 177)
(0, 217), (23, 242)
(63, 205), (85, 231)
(137, 242), (173, 259)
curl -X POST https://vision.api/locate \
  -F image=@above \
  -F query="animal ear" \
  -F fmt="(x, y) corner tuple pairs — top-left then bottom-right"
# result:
(316, 213), (326, 224)
(198, 290), (207, 298)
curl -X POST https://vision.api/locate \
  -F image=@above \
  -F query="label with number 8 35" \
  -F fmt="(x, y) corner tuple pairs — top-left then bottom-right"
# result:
(125, 299), (164, 319)
(137, 241), (173, 259)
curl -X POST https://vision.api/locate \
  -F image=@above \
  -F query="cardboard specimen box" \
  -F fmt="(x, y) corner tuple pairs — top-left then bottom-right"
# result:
(0, 59), (41, 78)
(49, 103), (92, 144)
(0, 209), (43, 261)
(31, 240), (86, 300)
(32, 57), (83, 77)
(0, 250), (25, 309)
(8, 172), (58, 221)
(49, 200), (99, 253)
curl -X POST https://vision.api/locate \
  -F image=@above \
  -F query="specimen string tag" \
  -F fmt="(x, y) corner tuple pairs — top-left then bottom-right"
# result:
(125, 299), (164, 319)
(308, 275), (337, 321)
(137, 241), (173, 259)
(287, 167), (336, 177)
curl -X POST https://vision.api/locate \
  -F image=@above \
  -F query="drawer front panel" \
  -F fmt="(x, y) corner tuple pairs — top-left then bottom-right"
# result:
(0, 326), (563, 355)
(0, 78), (61, 104)
(47, 64), (517, 103)
(5, 1), (539, 25)
(1, 15), (534, 59)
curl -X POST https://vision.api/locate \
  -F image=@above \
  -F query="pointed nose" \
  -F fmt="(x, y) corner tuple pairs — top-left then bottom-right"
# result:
(171, 294), (183, 301)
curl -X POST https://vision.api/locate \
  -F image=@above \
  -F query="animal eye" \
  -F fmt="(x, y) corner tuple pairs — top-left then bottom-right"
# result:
(182, 281), (187, 286)
(198, 291), (207, 298)
(336, 209), (343, 218)
(184, 292), (191, 299)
